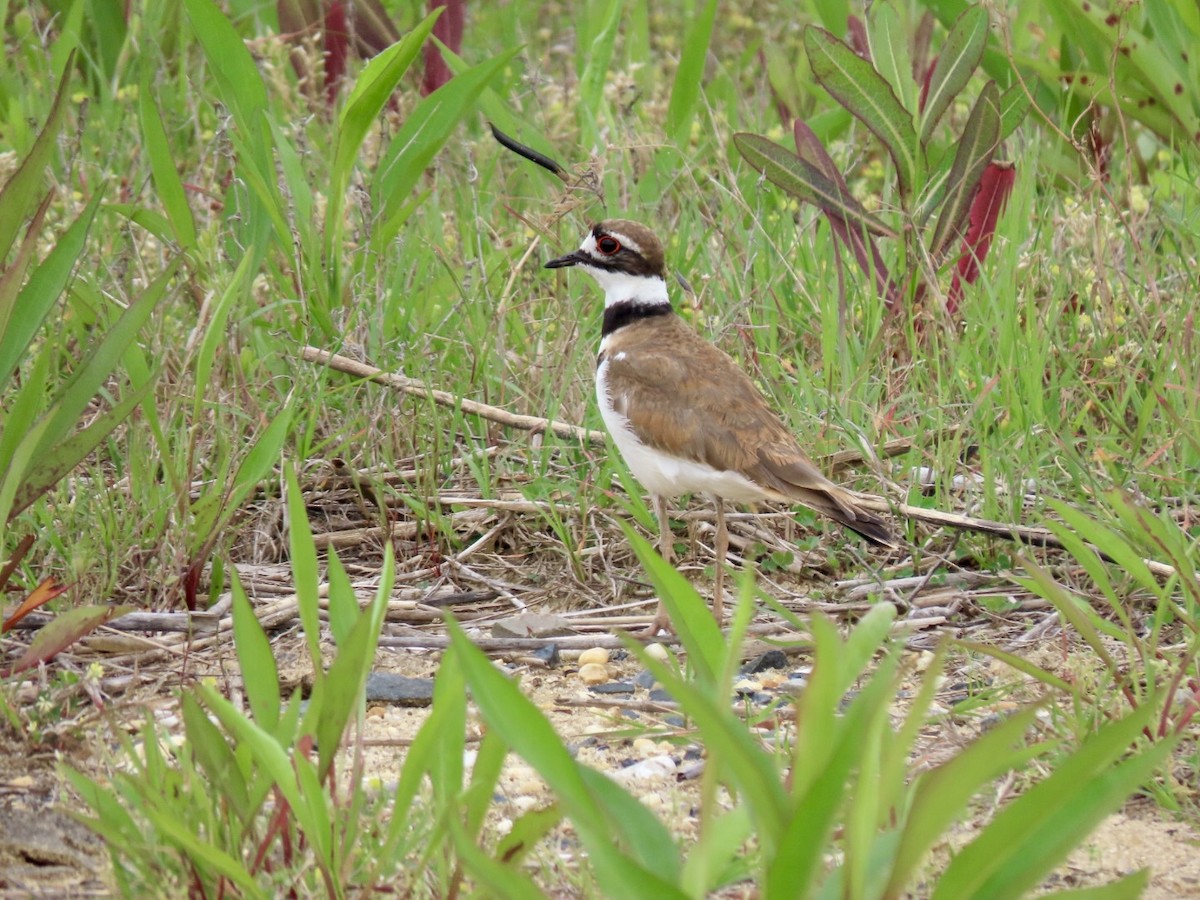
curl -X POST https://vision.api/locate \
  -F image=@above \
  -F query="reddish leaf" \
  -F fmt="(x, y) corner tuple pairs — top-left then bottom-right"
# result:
(947, 161), (1016, 314)
(846, 15), (870, 60)
(324, 1), (351, 104)
(5, 605), (133, 676)
(919, 54), (937, 113)
(794, 120), (900, 311)
(2, 577), (69, 633)
(422, 0), (465, 95)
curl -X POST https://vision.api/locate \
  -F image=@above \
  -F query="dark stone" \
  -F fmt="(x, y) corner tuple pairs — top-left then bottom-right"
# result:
(742, 650), (789, 673)
(531, 643), (560, 667)
(588, 681), (635, 695)
(633, 670), (657, 690)
(365, 672), (435, 706)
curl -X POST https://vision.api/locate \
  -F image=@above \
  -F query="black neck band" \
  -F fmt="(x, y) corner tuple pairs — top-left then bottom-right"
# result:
(601, 301), (672, 337)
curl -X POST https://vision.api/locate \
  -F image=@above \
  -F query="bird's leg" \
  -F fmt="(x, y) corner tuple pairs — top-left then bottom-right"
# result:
(712, 496), (727, 626)
(642, 494), (674, 637)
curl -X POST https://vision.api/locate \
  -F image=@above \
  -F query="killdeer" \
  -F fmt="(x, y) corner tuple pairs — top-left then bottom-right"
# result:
(547, 220), (894, 635)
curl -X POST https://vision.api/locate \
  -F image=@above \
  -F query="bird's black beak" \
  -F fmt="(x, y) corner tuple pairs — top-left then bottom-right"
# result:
(545, 251), (584, 269)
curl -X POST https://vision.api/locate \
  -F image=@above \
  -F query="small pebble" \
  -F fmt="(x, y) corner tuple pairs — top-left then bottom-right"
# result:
(632, 737), (658, 756)
(579, 663), (610, 685)
(644, 642), (669, 661)
(649, 688), (674, 703)
(579, 647), (610, 667)
(733, 678), (762, 696)
(914, 650), (936, 673)
(634, 670), (657, 690)
(613, 755), (676, 783)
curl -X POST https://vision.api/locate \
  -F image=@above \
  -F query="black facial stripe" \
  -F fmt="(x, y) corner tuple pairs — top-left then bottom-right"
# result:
(584, 252), (658, 278)
(601, 300), (673, 337)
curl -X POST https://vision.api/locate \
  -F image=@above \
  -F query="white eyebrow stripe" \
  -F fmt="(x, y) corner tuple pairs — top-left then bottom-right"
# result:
(606, 231), (642, 254)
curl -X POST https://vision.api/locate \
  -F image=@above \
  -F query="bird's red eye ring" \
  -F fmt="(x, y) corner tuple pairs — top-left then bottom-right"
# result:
(596, 236), (621, 255)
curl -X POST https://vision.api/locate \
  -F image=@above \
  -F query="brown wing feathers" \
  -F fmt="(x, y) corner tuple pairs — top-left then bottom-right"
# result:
(605, 317), (894, 547)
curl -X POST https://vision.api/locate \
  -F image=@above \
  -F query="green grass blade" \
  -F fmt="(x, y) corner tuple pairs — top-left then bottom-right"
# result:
(373, 48), (519, 249)
(180, 692), (252, 822)
(183, 0), (268, 150)
(0, 190), (104, 388)
(231, 570), (281, 732)
(192, 249), (254, 423)
(919, 5), (989, 145)
(617, 520), (724, 688)
(887, 706), (1045, 893)
(138, 73), (197, 248)
(0, 49), (73, 260)
(933, 705), (1174, 900)
(38, 252), (178, 459)
(8, 373), (154, 520)
(313, 550), (394, 778)
(449, 815), (550, 899)
(326, 10), (439, 258)
(286, 464), (324, 669)
(446, 618), (687, 898)
(1039, 869), (1148, 899)
(666, 0), (718, 145)
(804, 25), (920, 196)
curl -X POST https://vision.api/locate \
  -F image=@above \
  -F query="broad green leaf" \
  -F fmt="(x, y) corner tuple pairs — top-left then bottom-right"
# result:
(929, 80), (1000, 263)
(635, 646), (789, 851)
(734, 133), (897, 239)
(1040, 869), (1148, 899)
(919, 5), (989, 145)
(805, 25), (921, 196)
(5, 604), (133, 675)
(867, 3), (918, 113)
(231, 572), (281, 732)
(1044, 0), (1200, 145)
(0, 49), (73, 260)
(666, 0), (718, 145)
(183, 0), (268, 149)
(580, 766), (682, 883)
(999, 81), (1032, 141)
(324, 547), (357, 646)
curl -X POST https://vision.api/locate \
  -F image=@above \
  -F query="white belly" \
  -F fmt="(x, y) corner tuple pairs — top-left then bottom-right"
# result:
(596, 358), (768, 502)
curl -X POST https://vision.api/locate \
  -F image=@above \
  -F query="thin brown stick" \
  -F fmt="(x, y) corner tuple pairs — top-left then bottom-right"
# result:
(301, 346), (607, 446)
(851, 493), (1177, 578)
